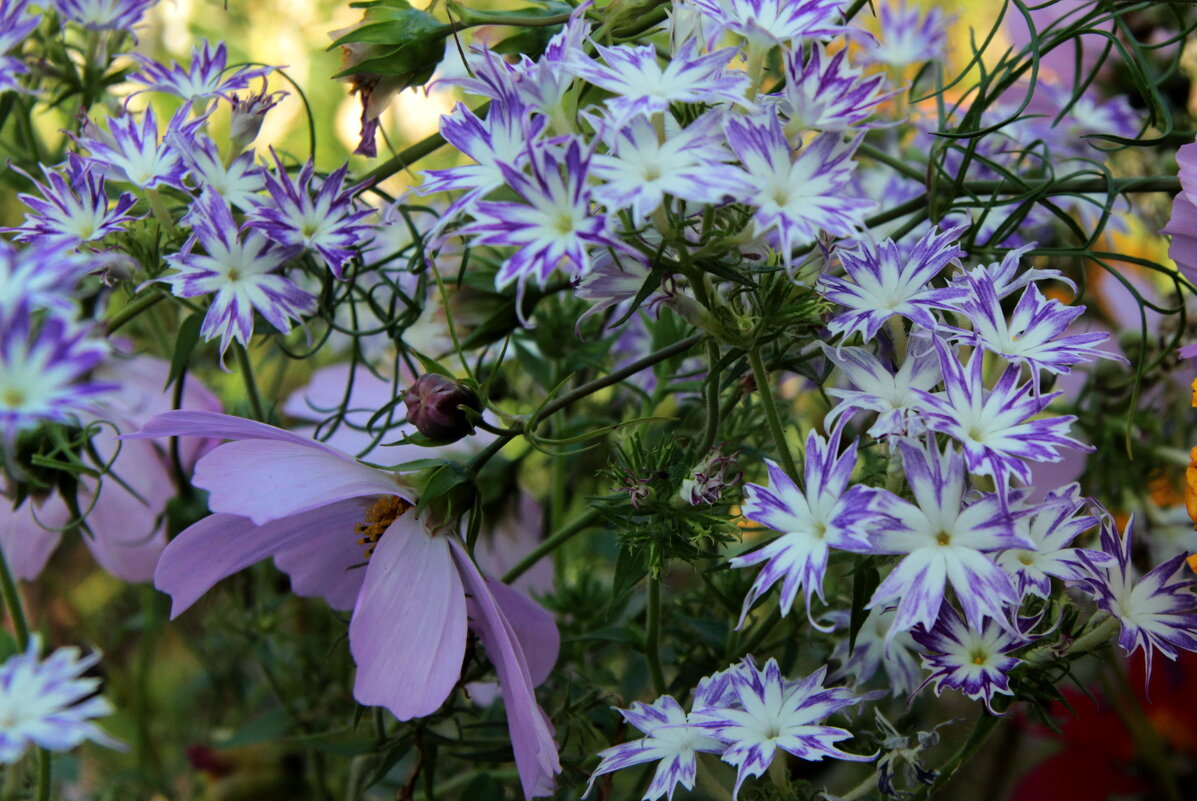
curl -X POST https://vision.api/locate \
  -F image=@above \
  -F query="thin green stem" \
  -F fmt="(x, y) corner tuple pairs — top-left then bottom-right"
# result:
(747, 347), (799, 481)
(909, 713), (1002, 801)
(645, 578), (666, 695)
(502, 509), (599, 584)
(34, 752), (50, 801)
(839, 770), (878, 801)
(144, 189), (177, 234)
(235, 343), (266, 421)
(106, 292), (167, 334)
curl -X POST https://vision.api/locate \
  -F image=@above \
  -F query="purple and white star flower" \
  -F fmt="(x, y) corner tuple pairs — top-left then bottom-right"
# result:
(128, 40), (274, 105)
(172, 132), (264, 210)
(247, 152), (373, 280)
(731, 425), (874, 629)
(946, 271), (1122, 387)
(724, 114), (871, 271)
(693, 658), (874, 799)
(996, 484), (1107, 599)
(0, 0), (40, 94)
(228, 83), (286, 150)
(0, 635), (122, 763)
(160, 190), (316, 360)
(951, 243), (1074, 300)
(566, 40), (750, 124)
(75, 107), (196, 191)
(417, 100), (549, 218)
(589, 111), (745, 221)
(819, 226), (967, 343)
(778, 44), (893, 133)
(0, 239), (90, 315)
(454, 138), (629, 299)
(584, 695), (724, 801)
(861, 440), (1030, 637)
(911, 605), (1025, 714)
(820, 339), (941, 438)
(0, 302), (112, 444)
(862, 0), (950, 67)
(6, 156), (141, 247)
(828, 607), (924, 697)
(53, 0), (157, 32)
(916, 338), (1091, 497)
(690, 0), (847, 48)
(1077, 513), (1197, 681)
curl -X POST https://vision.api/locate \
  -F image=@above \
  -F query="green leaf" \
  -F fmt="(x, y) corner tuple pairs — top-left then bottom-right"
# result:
(848, 559), (880, 656)
(165, 313), (204, 390)
(607, 545), (647, 619)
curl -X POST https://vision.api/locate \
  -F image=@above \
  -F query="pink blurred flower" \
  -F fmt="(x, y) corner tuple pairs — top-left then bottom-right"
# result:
(1162, 141), (1197, 282)
(126, 410), (561, 799)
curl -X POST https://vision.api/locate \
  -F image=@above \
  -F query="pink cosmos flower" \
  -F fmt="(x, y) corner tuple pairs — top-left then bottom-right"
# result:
(1162, 140), (1197, 282)
(124, 410), (561, 799)
(1, 354), (221, 581)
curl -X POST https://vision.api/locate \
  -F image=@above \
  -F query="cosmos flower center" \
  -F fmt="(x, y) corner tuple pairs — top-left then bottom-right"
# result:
(354, 495), (413, 558)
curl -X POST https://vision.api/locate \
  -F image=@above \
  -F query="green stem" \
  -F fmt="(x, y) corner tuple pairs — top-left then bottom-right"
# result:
(455, 10), (572, 28)
(107, 292), (167, 334)
(695, 755), (733, 801)
(696, 340), (723, 457)
(910, 713), (1002, 801)
(144, 189), (177, 234)
(235, 343), (266, 421)
(839, 770), (879, 801)
(34, 752), (49, 801)
(645, 578), (666, 695)
(502, 509), (598, 584)
(747, 347), (799, 482)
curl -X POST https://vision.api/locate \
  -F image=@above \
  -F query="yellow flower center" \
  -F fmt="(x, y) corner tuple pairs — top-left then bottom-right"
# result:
(354, 495), (413, 558)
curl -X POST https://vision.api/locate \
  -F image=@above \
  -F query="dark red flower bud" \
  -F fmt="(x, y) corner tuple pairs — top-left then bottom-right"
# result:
(403, 374), (481, 443)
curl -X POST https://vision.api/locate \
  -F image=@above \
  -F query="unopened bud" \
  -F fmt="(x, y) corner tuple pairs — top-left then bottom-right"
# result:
(229, 83), (286, 151)
(403, 374), (481, 443)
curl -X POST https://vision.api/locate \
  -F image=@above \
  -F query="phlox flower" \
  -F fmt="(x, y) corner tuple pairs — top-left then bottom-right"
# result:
(159, 189), (316, 360)
(863, 0), (950, 67)
(247, 152), (373, 280)
(731, 425), (874, 629)
(455, 138), (628, 300)
(911, 605), (1025, 714)
(0, 303), (112, 445)
(724, 114), (871, 271)
(996, 484), (1107, 599)
(819, 225), (967, 343)
(820, 339), (941, 438)
(946, 271), (1121, 387)
(128, 40), (273, 105)
(693, 658), (873, 799)
(589, 111), (745, 221)
(689, 0), (847, 49)
(0, 0), (41, 94)
(566, 40), (750, 124)
(6, 156), (141, 247)
(917, 338), (1091, 498)
(172, 133), (264, 210)
(584, 695), (724, 801)
(125, 411), (561, 799)
(861, 440), (1030, 636)
(951, 242), (1074, 299)
(0, 238), (90, 315)
(0, 635), (122, 763)
(778, 44), (893, 132)
(53, 0), (157, 31)
(75, 106), (197, 191)
(828, 607), (923, 697)
(1077, 513), (1197, 681)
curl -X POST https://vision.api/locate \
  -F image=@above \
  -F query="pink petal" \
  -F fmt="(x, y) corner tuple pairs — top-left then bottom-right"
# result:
(1162, 192), (1197, 281)
(484, 577), (559, 687)
(0, 495), (67, 581)
(350, 516), (467, 720)
(273, 521), (369, 611)
(282, 364), (397, 427)
(450, 539), (560, 800)
(155, 498), (370, 618)
(193, 439), (402, 525)
(123, 410), (346, 456)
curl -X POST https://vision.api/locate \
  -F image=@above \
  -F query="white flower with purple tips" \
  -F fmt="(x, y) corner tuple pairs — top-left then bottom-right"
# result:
(917, 338), (1091, 497)
(724, 115), (871, 271)
(54, 0), (157, 31)
(693, 658), (873, 799)
(911, 605), (1024, 714)
(861, 440), (1029, 637)
(996, 484), (1107, 599)
(0, 0), (40, 94)
(160, 190), (316, 360)
(820, 339), (941, 438)
(567, 40), (750, 124)
(829, 607), (924, 697)
(779, 44), (893, 132)
(7, 156), (141, 247)
(172, 133), (264, 210)
(0, 240), (90, 315)
(129, 40), (274, 105)
(863, 0), (949, 67)
(819, 225), (967, 343)
(247, 152), (373, 280)
(584, 695), (723, 801)
(1076, 513), (1197, 681)
(690, 0), (847, 48)
(0, 635), (122, 763)
(75, 107), (196, 191)
(731, 425), (874, 629)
